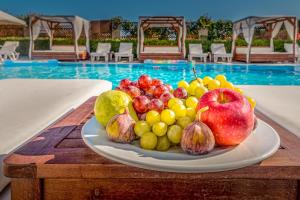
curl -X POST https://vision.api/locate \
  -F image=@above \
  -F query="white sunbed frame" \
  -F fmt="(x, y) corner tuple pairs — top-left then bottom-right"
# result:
(0, 41), (20, 61)
(188, 43), (208, 62)
(90, 43), (111, 62)
(114, 43), (133, 62)
(284, 43), (300, 63)
(211, 43), (232, 62)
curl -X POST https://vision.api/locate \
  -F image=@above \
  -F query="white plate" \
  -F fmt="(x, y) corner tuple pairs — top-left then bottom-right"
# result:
(82, 117), (280, 173)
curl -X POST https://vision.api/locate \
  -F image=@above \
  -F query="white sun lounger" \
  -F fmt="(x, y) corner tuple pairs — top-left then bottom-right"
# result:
(90, 43), (111, 62)
(0, 41), (20, 61)
(114, 43), (133, 62)
(284, 43), (300, 63)
(211, 43), (232, 62)
(188, 43), (208, 62)
(0, 79), (112, 193)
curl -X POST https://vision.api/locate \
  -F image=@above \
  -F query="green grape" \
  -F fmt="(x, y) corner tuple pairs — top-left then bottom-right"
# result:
(152, 122), (168, 136)
(187, 82), (202, 96)
(167, 125), (183, 144)
(186, 96), (199, 109)
(203, 76), (213, 86)
(215, 74), (227, 83)
(146, 110), (160, 126)
(160, 109), (176, 125)
(156, 135), (171, 151)
(186, 107), (196, 120)
(222, 81), (234, 90)
(134, 121), (151, 137)
(177, 80), (189, 90)
(171, 104), (187, 119)
(207, 79), (221, 90)
(140, 132), (157, 150)
(195, 85), (208, 99)
(168, 98), (183, 108)
(176, 116), (193, 129)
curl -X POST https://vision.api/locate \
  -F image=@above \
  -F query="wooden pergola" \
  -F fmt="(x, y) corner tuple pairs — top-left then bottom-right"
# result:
(29, 15), (90, 61)
(232, 16), (298, 63)
(137, 16), (186, 60)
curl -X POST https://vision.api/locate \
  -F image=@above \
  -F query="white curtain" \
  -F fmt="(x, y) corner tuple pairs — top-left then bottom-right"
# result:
(270, 21), (283, 50)
(140, 26), (144, 53)
(41, 21), (53, 49)
(136, 20), (141, 58)
(29, 20), (42, 59)
(178, 25), (182, 52)
(241, 19), (256, 63)
(284, 20), (295, 40)
(182, 19), (186, 57)
(83, 20), (90, 53)
(231, 22), (241, 54)
(72, 16), (84, 57)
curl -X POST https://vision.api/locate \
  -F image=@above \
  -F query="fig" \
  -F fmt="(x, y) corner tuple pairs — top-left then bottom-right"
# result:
(106, 109), (135, 143)
(181, 108), (215, 155)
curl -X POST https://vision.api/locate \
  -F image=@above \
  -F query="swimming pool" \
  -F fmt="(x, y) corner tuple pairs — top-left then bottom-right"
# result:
(1, 62), (300, 87)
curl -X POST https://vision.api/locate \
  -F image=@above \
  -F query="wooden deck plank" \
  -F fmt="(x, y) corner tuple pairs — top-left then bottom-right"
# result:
(4, 97), (300, 181)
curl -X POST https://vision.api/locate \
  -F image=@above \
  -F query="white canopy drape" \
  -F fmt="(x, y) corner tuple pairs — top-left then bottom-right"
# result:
(29, 15), (90, 59)
(270, 21), (283, 50)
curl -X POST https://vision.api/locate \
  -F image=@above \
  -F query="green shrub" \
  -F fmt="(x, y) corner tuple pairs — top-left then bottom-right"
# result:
(0, 37), (299, 57)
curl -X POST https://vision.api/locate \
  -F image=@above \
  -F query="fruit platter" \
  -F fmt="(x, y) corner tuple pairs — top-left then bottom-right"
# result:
(82, 74), (280, 173)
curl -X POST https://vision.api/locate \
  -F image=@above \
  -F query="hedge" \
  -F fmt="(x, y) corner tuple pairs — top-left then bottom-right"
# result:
(0, 37), (299, 57)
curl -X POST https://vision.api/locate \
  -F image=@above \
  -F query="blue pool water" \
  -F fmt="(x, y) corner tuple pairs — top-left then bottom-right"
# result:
(1, 61), (300, 88)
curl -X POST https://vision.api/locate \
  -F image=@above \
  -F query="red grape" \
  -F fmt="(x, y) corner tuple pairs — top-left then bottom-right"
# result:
(148, 99), (164, 112)
(139, 113), (147, 120)
(165, 84), (173, 92)
(151, 79), (163, 87)
(129, 81), (138, 87)
(120, 79), (131, 88)
(153, 85), (169, 98)
(115, 86), (122, 91)
(123, 86), (141, 98)
(138, 75), (152, 89)
(173, 87), (188, 99)
(145, 86), (156, 97)
(133, 95), (150, 113)
(160, 92), (174, 107)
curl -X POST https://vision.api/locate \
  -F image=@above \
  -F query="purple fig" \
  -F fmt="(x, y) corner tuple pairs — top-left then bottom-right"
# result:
(106, 109), (135, 143)
(181, 121), (215, 155)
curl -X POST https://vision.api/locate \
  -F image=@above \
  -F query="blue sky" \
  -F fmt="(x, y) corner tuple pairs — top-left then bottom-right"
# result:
(1, 0), (300, 21)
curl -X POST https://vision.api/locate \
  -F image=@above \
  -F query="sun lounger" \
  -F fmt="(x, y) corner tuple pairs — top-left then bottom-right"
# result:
(211, 43), (232, 62)
(0, 41), (19, 61)
(0, 79), (112, 192)
(90, 43), (111, 62)
(188, 44), (208, 62)
(114, 43), (133, 62)
(284, 43), (300, 63)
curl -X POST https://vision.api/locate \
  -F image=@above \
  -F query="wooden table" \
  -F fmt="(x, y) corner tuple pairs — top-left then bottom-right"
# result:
(3, 97), (300, 200)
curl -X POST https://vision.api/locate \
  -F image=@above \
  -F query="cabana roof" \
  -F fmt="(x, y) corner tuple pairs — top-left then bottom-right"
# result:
(139, 16), (185, 28)
(234, 15), (297, 25)
(30, 15), (89, 24)
(0, 10), (26, 26)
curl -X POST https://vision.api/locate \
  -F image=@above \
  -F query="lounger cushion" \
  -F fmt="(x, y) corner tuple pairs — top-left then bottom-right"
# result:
(236, 47), (273, 54)
(0, 79), (112, 191)
(142, 46), (180, 53)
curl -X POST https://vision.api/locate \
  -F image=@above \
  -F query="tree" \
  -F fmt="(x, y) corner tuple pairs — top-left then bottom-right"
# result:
(121, 20), (137, 37)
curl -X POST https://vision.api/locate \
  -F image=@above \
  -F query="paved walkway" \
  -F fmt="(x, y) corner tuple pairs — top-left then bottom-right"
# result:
(240, 85), (300, 137)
